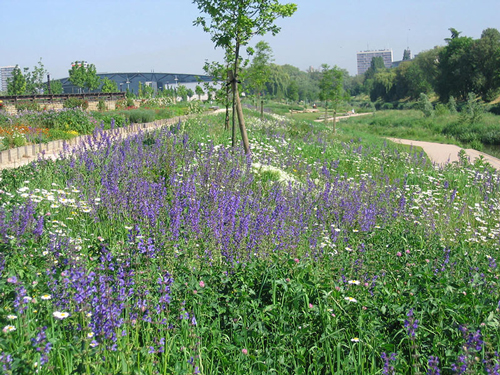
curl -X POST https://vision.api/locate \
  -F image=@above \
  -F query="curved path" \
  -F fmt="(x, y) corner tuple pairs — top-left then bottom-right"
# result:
(387, 138), (500, 170)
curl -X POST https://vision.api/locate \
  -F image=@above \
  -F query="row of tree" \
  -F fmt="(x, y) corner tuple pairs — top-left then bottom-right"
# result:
(361, 28), (500, 103)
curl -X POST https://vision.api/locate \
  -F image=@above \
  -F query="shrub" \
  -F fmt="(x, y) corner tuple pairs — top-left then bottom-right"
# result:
(63, 98), (89, 110)
(448, 96), (457, 114)
(418, 93), (434, 117)
(434, 103), (450, 117)
(380, 103), (394, 110)
(15, 101), (40, 112)
(115, 99), (127, 110)
(97, 100), (106, 111)
(91, 112), (127, 129)
(127, 109), (156, 124)
(459, 93), (484, 125)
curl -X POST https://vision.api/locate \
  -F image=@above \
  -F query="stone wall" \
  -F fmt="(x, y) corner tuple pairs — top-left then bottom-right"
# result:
(2, 99), (126, 115)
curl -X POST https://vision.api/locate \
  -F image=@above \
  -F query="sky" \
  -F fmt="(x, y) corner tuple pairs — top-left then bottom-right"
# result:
(1, 0), (499, 80)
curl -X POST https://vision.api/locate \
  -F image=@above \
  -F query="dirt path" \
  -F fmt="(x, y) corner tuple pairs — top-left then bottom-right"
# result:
(313, 112), (372, 122)
(387, 138), (500, 170)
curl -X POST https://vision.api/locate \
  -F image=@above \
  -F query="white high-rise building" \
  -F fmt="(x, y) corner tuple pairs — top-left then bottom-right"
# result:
(0, 66), (16, 93)
(356, 50), (393, 75)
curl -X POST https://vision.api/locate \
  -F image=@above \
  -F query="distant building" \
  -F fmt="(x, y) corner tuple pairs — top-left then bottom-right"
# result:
(53, 72), (213, 94)
(356, 50), (393, 75)
(0, 66), (16, 92)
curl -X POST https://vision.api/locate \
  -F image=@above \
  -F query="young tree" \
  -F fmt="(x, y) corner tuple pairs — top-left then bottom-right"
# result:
(247, 41), (273, 103)
(68, 61), (101, 93)
(25, 58), (47, 95)
(193, 0), (297, 154)
(177, 85), (188, 102)
(7, 65), (26, 96)
(319, 64), (345, 134)
(49, 80), (64, 95)
(84, 63), (101, 92)
(195, 85), (204, 101)
(101, 77), (118, 93)
(202, 58), (233, 130)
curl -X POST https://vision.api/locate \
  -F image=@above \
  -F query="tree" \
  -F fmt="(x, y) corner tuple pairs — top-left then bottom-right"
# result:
(68, 61), (101, 93)
(187, 88), (195, 100)
(474, 28), (500, 101)
(364, 56), (386, 80)
(193, 0), (297, 154)
(286, 80), (299, 102)
(202, 58), (232, 129)
(83, 63), (101, 92)
(436, 29), (476, 101)
(177, 85), (188, 102)
(49, 80), (64, 95)
(246, 40), (274, 100)
(319, 64), (345, 134)
(101, 77), (118, 93)
(266, 63), (290, 99)
(25, 58), (47, 95)
(195, 85), (204, 101)
(7, 65), (26, 96)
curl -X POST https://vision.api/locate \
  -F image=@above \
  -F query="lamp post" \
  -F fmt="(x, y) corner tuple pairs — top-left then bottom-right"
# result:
(47, 73), (51, 95)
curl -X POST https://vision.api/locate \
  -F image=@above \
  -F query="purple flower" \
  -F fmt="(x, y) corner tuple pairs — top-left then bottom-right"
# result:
(381, 352), (397, 374)
(404, 308), (419, 338)
(427, 356), (440, 375)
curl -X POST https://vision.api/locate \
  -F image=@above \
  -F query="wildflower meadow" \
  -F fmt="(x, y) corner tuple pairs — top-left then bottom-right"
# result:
(0, 109), (499, 374)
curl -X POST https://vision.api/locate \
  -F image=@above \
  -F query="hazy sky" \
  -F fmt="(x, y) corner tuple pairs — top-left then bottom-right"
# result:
(1, 0), (499, 79)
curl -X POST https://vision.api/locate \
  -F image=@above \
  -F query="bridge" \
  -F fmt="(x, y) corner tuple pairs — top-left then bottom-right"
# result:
(55, 72), (213, 94)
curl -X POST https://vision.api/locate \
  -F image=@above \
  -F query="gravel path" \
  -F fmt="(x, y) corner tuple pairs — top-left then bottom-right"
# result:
(387, 138), (500, 170)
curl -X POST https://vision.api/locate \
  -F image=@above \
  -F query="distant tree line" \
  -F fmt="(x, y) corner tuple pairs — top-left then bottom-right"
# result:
(357, 28), (500, 103)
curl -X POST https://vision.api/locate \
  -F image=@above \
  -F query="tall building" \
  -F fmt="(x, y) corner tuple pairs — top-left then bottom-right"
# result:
(0, 66), (16, 93)
(356, 50), (393, 75)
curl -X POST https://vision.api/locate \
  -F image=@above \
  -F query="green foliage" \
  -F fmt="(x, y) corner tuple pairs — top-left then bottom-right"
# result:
(125, 109), (156, 124)
(97, 99), (107, 111)
(14, 101), (41, 112)
(177, 85), (188, 102)
(63, 98), (89, 110)
(187, 101), (205, 115)
(24, 58), (47, 95)
(7, 65), (27, 96)
(100, 77), (118, 93)
(319, 64), (344, 106)
(459, 92), (484, 125)
(434, 103), (449, 117)
(195, 85), (204, 100)
(68, 61), (101, 92)
(247, 40), (274, 98)
(448, 96), (458, 114)
(90, 111), (127, 129)
(418, 93), (434, 117)
(49, 80), (64, 95)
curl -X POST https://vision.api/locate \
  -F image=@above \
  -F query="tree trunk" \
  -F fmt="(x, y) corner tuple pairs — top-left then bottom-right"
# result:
(229, 70), (251, 154)
(260, 99), (264, 119)
(324, 101), (328, 125)
(333, 109), (337, 134)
